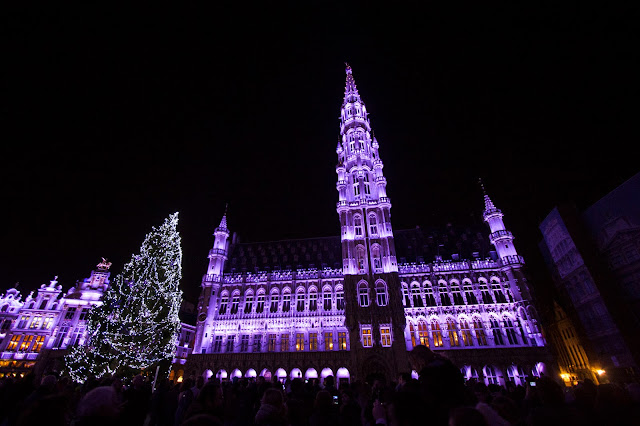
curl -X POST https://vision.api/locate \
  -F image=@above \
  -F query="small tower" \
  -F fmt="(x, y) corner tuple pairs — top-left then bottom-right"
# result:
(194, 206), (230, 353)
(337, 64), (408, 381)
(481, 180), (530, 301)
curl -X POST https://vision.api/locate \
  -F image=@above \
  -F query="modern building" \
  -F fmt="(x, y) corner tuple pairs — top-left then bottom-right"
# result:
(183, 65), (554, 387)
(539, 172), (640, 384)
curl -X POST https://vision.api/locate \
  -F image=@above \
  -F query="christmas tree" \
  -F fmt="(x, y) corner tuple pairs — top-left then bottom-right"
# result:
(65, 212), (183, 382)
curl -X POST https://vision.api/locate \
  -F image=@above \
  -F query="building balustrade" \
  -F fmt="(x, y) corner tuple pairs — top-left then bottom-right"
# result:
(489, 230), (513, 244)
(379, 197), (390, 204)
(482, 208), (502, 220)
(208, 248), (227, 257)
(375, 176), (386, 183)
(336, 201), (348, 208)
(500, 255), (525, 266)
(336, 180), (347, 186)
(202, 274), (222, 283)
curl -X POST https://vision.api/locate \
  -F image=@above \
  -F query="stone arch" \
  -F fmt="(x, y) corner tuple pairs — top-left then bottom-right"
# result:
(230, 368), (242, 379)
(203, 369), (213, 380)
(245, 368), (257, 378)
(290, 368), (302, 380)
(320, 368), (334, 379)
(304, 368), (318, 380)
(216, 369), (228, 380)
(260, 368), (272, 380)
(275, 368), (287, 382)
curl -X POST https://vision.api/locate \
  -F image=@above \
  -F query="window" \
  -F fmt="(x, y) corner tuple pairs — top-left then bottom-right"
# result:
(356, 247), (366, 272)
(364, 174), (371, 195)
(324, 332), (334, 350)
(380, 327), (391, 347)
(225, 335), (236, 353)
(33, 336), (45, 353)
(447, 320), (460, 347)
(353, 175), (360, 196)
(362, 327), (372, 347)
(474, 320), (487, 346)
(439, 285), (451, 306)
(464, 284), (478, 305)
(418, 321), (429, 347)
(38, 299), (48, 310)
(65, 307), (77, 320)
(369, 214), (377, 235)
(79, 308), (90, 321)
(253, 335), (262, 352)
(244, 294), (254, 313)
(29, 316), (41, 329)
(309, 292), (317, 311)
(492, 282), (507, 303)
(402, 286), (411, 306)
(309, 333), (318, 351)
(213, 336), (223, 353)
(230, 296), (240, 314)
(460, 320), (473, 346)
(425, 285), (437, 306)
(1, 320), (10, 331)
(354, 216), (363, 236)
(296, 333), (304, 351)
(256, 294), (265, 313)
(19, 335), (33, 352)
(18, 315), (29, 329)
(219, 296), (228, 314)
(504, 318), (518, 345)
(53, 326), (69, 348)
(70, 328), (83, 346)
(431, 320), (443, 347)
(358, 284), (369, 307)
(336, 290), (345, 310)
(372, 246), (382, 271)
(270, 294), (279, 313)
(376, 282), (388, 306)
(7, 335), (21, 351)
(282, 293), (291, 312)
(491, 319), (504, 345)
(411, 285), (423, 307)
(281, 334), (289, 352)
(338, 332), (347, 350)
(480, 282), (493, 304)
(451, 285), (464, 305)
(323, 291), (332, 310)
(268, 334), (276, 352)
(296, 292), (305, 311)
(240, 335), (250, 352)
(409, 323), (417, 347)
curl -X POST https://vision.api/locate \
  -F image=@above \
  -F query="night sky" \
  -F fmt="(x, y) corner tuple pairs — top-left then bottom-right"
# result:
(3, 3), (637, 304)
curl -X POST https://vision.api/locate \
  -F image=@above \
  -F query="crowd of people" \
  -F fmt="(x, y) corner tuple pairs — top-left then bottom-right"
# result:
(1, 345), (639, 426)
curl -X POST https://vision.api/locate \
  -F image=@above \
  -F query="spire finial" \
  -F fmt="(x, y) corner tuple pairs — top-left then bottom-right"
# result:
(479, 178), (487, 196)
(479, 178), (496, 211)
(345, 62), (351, 74)
(217, 203), (229, 232)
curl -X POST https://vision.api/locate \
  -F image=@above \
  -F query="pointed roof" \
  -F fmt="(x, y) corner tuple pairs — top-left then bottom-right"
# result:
(216, 204), (229, 232)
(343, 63), (362, 104)
(479, 179), (497, 212)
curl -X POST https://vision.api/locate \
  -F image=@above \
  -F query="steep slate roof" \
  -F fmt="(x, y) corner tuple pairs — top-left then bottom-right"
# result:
(224, 223), (496, 274)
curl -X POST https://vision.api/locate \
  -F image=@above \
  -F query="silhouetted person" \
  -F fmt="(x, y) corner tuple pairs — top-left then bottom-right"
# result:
(255, 387), (287, 426)
(309, 390), (339, 426)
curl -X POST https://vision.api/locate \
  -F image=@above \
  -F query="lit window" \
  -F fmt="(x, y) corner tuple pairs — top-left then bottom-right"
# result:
(268, 334), (276, 352)
(338, 332), (347, 350)
(7, 335), (21, 351)
(309, 333), (318, 351)
(409, 323), (417, 347)
(460, 320), (473, 346)
(380, 327), (392, 347)
(296, 333), (304, 351)
(33, 336), (45, 353)
(358, 283), (369, 307)
(474, 320), (487, 346)
(19, 335), (34, 352)
(324, 332), (334, 350)
(418, 321), (429, 347)
(362, 327), (372, 347)
(29, 316), (41, 329)
(431, 320), (443, 347)
(447, 320), (460, 347)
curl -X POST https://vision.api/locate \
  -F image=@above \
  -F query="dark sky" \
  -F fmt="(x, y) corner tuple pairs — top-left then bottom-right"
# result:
(2, 3), (637, 303)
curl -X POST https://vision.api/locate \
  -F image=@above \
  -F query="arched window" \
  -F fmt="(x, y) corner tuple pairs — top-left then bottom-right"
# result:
(439, 283), (451, 306)
(309, 289), (318, 311)
(296, 290), (305, 311)
(353, 175), (360, 197)
(269, 291), (279, 313)
(447, 319), (460, 347)
(451, 283), (464, 305)
(38, 299), (47, 310)
(504, 317), (518, 345)
(491, 318), (504, 345)
(431, 320), (443, 347)
(256, 292), (265, 313)
(323, 289), (332, 311)
(356, 246), (366, 273)
(484, 365), (499, 385)
(364, 174), (371, 195)
(336, 287), (345, 310)
(371, 245), (382, 272)
(244, 292), (254, 313)
(464, 282), (478, 304)
(424, 283), (436, 306)
(368, 215), (378, 236)
(460, 319), (473, 347)
(282, 290), (291, 312)
(418, 321), (429, 347)
(492, 281), (507, 303)
(358, 283), (369, 307)
(230, 293), (240, 314)
(411, 284), (423, 307)
(479, 280), (493, 304)
(375, 281), (388, 306)
(409, 322), (417, 347)
(401, 284), (410, 306)
(354, 215), (363, 237)
(219, 294), (229, 314)
(473, 319), (487, 346)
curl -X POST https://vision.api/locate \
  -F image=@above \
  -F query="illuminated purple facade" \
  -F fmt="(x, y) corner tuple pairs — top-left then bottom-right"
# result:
(185, 66), (553, 386)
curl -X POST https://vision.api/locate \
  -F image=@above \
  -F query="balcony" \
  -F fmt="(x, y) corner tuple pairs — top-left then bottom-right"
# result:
(336, 180), (347, 187)
(375, 176), (386, 183)
(336, 200), (348, 208)
(208, 248), (227, 258)
(483, 208), (502, 220)
(500, 255), (525, 266)
(489, 230), (513, 244)
(379, 197), (390, 204)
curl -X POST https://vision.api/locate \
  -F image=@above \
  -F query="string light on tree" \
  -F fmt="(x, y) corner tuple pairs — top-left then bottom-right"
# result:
(65, 212), (184, 382)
